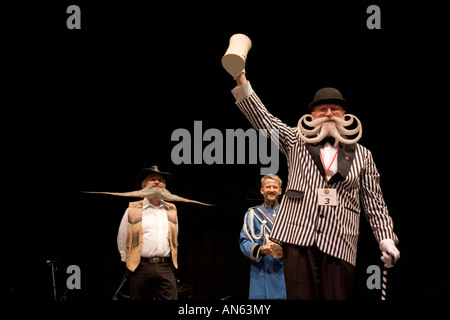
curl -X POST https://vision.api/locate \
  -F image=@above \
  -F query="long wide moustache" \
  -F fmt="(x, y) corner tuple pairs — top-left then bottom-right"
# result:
(297, 114), (362, 145)
(82, 185), (213, 206)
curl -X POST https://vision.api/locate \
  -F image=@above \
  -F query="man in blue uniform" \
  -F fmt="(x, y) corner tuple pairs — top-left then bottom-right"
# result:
(239, 174), (286, 299)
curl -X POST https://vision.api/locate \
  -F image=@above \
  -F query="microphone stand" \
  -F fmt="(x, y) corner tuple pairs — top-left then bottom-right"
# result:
(46, 260), (58, 300)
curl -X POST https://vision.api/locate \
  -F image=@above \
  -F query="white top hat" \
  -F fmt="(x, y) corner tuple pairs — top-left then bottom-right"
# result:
(222, 34), (252, 79)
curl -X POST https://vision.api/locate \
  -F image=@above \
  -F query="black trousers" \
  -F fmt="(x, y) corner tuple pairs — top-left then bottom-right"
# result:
(129, 261), (177, 300)
(282, 244), (355, 300)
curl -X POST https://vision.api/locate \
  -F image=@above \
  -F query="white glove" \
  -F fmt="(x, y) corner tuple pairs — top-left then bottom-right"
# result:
(379, 239), (400, 268)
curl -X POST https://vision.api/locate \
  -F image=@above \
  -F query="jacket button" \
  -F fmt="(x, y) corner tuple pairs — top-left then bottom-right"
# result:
(320, 214), (324, 219)
(317, 230), (321, 234)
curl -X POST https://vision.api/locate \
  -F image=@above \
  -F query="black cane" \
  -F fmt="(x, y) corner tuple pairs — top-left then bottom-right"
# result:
(112, 269), (129, 300)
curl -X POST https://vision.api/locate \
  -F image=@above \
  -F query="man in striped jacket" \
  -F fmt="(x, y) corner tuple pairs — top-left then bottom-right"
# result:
(228, 71), (400, 300)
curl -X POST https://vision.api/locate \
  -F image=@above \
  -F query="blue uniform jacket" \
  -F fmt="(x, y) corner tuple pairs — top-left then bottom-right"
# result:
(239, 204), (286, 299)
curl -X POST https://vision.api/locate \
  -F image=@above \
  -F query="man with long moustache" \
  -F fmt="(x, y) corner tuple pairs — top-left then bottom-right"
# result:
(117, 166), (179, 300)
(227, 69), (400, 299)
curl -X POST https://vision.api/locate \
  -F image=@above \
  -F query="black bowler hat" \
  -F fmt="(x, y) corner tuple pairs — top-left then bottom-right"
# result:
(136, 165), (172, 188)
(308, 87), (348, 111)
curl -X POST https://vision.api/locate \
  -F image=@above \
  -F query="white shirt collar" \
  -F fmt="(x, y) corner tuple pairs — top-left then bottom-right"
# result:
(143, 197), (169, 210)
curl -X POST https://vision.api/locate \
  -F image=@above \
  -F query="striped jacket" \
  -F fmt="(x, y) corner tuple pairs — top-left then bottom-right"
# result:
(234, 84), (398, 266)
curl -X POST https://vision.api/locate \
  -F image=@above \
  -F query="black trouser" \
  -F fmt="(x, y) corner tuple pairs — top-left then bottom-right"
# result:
(282, 244), (355, 300)
(129, 260), (177, 300)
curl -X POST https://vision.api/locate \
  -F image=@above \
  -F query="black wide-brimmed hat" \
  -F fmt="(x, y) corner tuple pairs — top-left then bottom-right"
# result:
(136, 165), (172, 188)
(308, 87), (348, 111)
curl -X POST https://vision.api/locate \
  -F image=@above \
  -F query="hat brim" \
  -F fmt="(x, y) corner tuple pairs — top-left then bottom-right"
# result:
(136, 168), (172, 188)
(308, 98), (348, 111)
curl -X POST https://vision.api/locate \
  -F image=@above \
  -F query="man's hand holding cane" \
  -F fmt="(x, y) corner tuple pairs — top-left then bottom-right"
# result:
(380, 239), (400, 268)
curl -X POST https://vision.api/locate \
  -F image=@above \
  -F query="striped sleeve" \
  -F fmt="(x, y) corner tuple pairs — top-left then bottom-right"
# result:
(360, 149), (399, 245)
(235, 91), (297, 156)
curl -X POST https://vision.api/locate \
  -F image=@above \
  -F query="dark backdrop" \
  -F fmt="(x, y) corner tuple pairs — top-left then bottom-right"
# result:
(2, 1), (447, 303)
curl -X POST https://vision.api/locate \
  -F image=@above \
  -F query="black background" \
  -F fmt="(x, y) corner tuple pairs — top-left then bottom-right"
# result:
(2, 0), (448, 309)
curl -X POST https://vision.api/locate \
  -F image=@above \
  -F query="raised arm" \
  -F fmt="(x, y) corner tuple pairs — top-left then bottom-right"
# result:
(236, 72), (248, 87)
(230, 75), (297, 157)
